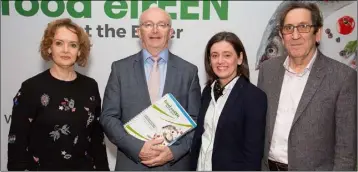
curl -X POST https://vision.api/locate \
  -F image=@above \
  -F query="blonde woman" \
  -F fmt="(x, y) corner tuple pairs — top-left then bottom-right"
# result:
(7, 18), (109, 171)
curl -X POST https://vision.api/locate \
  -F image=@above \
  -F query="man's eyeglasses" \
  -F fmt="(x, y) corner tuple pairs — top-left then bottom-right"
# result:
(281, 24), (315, 35)
(140, 22), (170, 30)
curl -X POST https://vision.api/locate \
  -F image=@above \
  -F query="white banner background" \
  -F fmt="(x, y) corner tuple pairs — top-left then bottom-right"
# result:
(1, 1), (356, 170)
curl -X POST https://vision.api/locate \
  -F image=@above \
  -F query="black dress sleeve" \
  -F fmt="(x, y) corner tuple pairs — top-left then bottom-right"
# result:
(88, 82), (109, 171)
(7, 81), (38, 171)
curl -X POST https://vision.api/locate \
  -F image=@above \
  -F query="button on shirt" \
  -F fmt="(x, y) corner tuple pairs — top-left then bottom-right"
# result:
(143, 49), (168, 98)
(269, 50), (317, 164)
(197, 76), (239, 171)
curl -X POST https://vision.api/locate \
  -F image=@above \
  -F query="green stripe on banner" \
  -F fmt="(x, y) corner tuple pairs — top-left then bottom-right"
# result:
(152, 105), (174, 119)
(125, 125), (148, 141)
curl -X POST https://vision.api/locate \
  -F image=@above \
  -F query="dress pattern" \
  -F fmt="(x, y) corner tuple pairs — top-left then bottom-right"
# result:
(7, 70), (109, 171)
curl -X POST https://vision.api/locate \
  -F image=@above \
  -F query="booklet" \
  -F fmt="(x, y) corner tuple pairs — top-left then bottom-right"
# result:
(124, 93), (197, 146)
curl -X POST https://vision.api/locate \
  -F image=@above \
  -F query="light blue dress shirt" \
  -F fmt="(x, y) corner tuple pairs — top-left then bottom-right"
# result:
(142, 49), (168, 98)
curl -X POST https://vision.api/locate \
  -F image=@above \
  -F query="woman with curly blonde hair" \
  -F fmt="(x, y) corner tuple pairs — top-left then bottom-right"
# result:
(7, 18), (109, 171)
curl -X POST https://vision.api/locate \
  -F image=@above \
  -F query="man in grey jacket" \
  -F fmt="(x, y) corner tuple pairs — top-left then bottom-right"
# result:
(100, 7), (201, 171)
(258, 2), (357, 171)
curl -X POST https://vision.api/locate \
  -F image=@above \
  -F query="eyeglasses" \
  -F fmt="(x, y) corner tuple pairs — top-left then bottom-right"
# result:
(281, 24), (315, 35)
(140, 22), (170, 30)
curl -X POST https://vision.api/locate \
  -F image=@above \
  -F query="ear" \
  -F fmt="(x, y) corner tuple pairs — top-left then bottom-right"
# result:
(77, 51), (81, 57)
(279, 31), (283, 39)
(48, 48), (52, 54)
(315, 27), (322, 42)
(278, 31), (286, 46)
(169, 28), (174, 38)
(238, 52), (243, 65)
(279, 31), (284, 40)
(136, 27), (142, 39)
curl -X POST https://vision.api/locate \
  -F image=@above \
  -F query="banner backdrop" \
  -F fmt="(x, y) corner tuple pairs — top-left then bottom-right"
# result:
(1, 1), (356, 170)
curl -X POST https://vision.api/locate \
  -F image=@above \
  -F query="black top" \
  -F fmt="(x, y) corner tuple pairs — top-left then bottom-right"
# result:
(7, 69), (109, 171)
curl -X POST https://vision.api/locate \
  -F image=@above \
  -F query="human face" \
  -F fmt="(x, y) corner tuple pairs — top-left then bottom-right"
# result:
(137, 8), (173, 54)
(281, 8), (321, 60)
(210, 41), (243, 86)
(49, 26), (80, 68)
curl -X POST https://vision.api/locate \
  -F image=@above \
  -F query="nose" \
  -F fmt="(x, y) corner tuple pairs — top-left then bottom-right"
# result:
(152, 25), (158, 33)
(291, 28), (301, 39)
(62, 43), (69, 53)
(218, 56), (224, 64)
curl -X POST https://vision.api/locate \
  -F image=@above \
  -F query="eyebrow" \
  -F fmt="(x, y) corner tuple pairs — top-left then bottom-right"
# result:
(54, 39), (79, 43)
(211, 51), (233, 54)
(143, 20), (168, 23)
(285, 22), (312, 25)
(222, 51), (233, 53)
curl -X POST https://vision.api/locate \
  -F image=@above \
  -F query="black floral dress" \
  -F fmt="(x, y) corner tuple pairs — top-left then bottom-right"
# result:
(7, 69), (109, 171)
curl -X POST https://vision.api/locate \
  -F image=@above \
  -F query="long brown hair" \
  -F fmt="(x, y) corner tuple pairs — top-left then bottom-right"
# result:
(204, 31), (250, 86)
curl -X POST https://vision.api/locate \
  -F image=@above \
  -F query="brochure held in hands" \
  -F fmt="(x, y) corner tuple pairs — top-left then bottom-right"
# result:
(124, 93), (197, 146)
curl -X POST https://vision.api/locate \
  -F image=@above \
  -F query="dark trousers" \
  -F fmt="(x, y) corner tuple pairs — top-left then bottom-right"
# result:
(268, 159), (288, 171)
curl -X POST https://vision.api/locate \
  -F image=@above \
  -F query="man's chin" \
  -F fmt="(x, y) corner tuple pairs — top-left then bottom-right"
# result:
(148, 45), (166, 50)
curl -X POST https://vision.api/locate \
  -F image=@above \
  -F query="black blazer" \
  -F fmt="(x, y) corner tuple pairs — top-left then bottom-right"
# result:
(190, 77), (267, 171)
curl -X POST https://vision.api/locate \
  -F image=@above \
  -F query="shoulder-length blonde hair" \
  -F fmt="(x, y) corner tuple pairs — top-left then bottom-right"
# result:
(39, 18), (91, 67)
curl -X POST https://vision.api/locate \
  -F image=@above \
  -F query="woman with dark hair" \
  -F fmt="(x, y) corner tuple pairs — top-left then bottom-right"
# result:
(190, 31), (267, 171)
(7, 18), (109, 171)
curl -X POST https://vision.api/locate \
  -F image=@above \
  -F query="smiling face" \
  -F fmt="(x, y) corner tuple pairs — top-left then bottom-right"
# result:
(137, 7), (173, 55)
(210, 41), (243, 86)
(281, 8), (321, 60)
(49, 26), (80, 69)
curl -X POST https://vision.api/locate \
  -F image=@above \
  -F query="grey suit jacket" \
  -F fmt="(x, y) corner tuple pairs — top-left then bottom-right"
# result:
(258, 50), (357, 170)
(100, 50), (201, 171)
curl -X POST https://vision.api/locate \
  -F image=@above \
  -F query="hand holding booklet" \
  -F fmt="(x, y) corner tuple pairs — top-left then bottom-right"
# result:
(124, 93), (197, 146)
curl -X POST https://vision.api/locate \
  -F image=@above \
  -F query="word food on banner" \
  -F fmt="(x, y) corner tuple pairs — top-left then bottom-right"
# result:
(1, 0), (228, 20)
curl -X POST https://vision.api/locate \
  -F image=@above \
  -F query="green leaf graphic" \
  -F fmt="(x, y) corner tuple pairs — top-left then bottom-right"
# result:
(152, 105), (174, 119)
(125, 125), (149, 141)
(160, 117), (193, 128)
(344, 40), (357, 54)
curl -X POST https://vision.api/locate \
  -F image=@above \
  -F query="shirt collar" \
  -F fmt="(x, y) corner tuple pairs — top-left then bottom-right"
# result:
(142, 48), (169, 62)
(211, 76), (239, 94)
(283, 49), (318, 75)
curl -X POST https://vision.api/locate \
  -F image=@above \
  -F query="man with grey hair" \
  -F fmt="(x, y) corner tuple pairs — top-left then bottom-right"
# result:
(100, 7), (201, 171)
(258, 2), (357, 170)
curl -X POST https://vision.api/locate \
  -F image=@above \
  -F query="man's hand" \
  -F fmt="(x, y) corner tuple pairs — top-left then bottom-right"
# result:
(141, 142), (174, 167)
(139, 138), (163, 161)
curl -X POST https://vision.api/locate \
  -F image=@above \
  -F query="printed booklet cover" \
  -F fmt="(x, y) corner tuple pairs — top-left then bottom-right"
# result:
(124, 93), (197, 146)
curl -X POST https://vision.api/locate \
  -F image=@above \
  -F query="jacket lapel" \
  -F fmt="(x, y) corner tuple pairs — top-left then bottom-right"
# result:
(197, 86), (212, 133)
(216, 77), (246, 131)
(163, 52), (178, 96)
(268, 57), (286, 140)
(133, 51), (151, 105)
(211, 77), (247, 151)
(292, 51), (326, 125)
(218, 76), (247, 115)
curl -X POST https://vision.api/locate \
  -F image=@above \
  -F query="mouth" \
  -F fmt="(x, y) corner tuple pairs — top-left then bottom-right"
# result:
(60, 56), (71, 60)
(216, 66), (228, 70)
(150, 36), (161, 40)
(291, 43), (303, 46)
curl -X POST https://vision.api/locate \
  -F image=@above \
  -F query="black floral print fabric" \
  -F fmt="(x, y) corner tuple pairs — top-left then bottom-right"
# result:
(7, 69), (109, 171)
